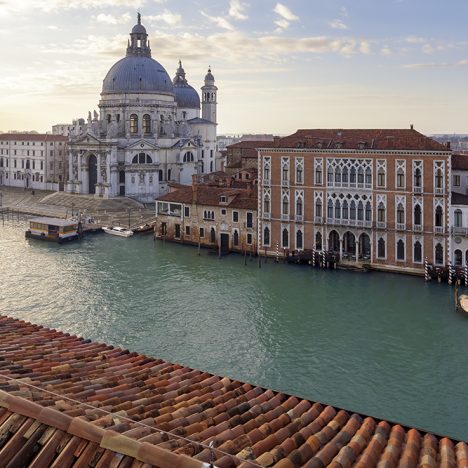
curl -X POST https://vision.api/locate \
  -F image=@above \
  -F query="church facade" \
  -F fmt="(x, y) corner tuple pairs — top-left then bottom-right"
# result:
(66, 14), (218, 202)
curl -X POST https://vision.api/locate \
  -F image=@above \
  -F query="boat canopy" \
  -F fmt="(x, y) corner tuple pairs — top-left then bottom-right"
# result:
(29, 217), (78, 227)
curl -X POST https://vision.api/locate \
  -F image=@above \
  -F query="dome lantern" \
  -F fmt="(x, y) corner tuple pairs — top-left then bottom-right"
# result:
(127, 13), (151, 58)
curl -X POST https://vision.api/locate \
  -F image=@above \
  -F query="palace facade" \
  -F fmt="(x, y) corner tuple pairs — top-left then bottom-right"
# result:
(66, 14), (218, 203)
(257, 128), (452, 273)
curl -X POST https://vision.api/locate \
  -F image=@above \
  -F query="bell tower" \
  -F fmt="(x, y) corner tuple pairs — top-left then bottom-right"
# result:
(201, 67), (217, 124)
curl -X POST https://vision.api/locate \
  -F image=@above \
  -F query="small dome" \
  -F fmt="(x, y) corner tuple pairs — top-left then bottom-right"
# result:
(132, 23), (147, 35)
(102, 56), (174, 95)
(174, 85), (200, 109)
(205, 67), (215, 82)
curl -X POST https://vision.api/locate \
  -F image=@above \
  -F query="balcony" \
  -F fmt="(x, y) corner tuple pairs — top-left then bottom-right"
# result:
(364, 221), (373, 228)
(413, 225), (423, 233)
(281, 179), (289, 187)
(263, 178), (271, 186)
(295, 215), (304, 223)
(413, 186), (422, 194)
(314, 216), (323, 224)
(435, 187), (444, 195)
(376, 221), (386, 229)
(452, 227), (468, 236)
(434, 226), (444, 234)
(397, 223), (406, 231)
(263, 212), (271, 220)
(281, 214), (290, 222)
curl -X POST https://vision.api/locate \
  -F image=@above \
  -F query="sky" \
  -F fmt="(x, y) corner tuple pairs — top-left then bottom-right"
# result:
(1, 0), (468, 135)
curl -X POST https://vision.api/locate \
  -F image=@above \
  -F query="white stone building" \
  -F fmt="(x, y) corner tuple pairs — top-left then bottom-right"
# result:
(66, 14), (218, 203)
(450, 154), (468, 266)
(0, 133), (68, 190)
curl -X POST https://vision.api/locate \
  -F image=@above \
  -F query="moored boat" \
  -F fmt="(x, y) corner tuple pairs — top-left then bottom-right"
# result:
(102, 226), (134, 238)
(455, 280), (468, 315)
(132, 223), (154, 235)
(25, 217), (80, 243)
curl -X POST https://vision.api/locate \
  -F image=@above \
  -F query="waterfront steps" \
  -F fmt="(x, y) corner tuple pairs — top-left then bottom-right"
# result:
(39, 192), (145, 211)
(0, 315), (466, 467)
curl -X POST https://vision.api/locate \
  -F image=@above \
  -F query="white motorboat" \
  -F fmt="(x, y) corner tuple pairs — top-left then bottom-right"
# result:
(102, 226), (134, 238)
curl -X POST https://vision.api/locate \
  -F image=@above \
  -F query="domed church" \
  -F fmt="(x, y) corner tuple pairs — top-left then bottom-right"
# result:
(66, 14), (218, 202)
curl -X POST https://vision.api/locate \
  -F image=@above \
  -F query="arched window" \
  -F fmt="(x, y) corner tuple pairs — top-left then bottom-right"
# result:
(414, 241), (422, 263)
(435, 206), (443, 227)
(183, 152), (194, 163)
(365, 167), (372, 186)
(377, 168), (385, 187)
(357, 201), (364, 221)
(350, 167), (356, 184)
(328, 199), (334, 219)
(414, 205), (422, 226)
(465, 250), (468, 266)
(210, 227), (216, 243)
(296, 197), (303, 216)
(130, 114), (138, 134)
(263, 226), (270, 245)
(264, 195), (270, 214)
(282, 228), (289, 248)
(335, 167), (341, 184)
(378, 202), (385, 222)
(315, 166), (322, 184)
(132, 153), (153, 164)
(296, 230), (303, 250)
(327, 167), (334, 184)
(414, 168), (422, 187)
(342, 200), (349, 219)
(365, 201), (372, 222)
(455, 249), (463, 267)
(455, 209), (462, 228)
(378, 238), (385, 258)
(158, 170), (163, 181)
(397, 239), (405, 261)
(142, 114), (151, 134)
(282, 196), (289, 215)
(397, 168), (405, 188)
(342, 166), (349, 184)
(107, 114), (111, 123)
(397, 203), (405, 224)
(357, 167), (364, 184)
(350, 201), (356, 220)
(435, 169), (443, 189)
(435, 243), (444, 265)
(335, 200), (341, 219)
(233, 230), (239, 246)
(315, 232), (322, 250)
(315, 200), (322, 218)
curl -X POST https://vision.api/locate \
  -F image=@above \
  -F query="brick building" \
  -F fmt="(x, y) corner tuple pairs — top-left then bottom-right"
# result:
(0, 133), (68, 191)
(224, 140), (275, 175)
(155, 176), (257, 254)
(258, 128), (451, 273)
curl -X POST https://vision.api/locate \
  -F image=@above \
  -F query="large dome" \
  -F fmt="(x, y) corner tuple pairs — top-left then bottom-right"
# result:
(102, 56), (174, 95)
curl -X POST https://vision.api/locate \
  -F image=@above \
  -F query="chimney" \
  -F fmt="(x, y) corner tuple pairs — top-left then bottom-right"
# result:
(273, 136), (280, 146)
(192, 174), (198, 203)
(247, 181), (253, 198)
(410, 124), (414, 130)
(447, 141), (451, 150)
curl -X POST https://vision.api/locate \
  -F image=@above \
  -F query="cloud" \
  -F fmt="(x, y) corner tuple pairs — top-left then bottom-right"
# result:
(380, 47), (392, 56)
(146, 10), (182, 26)
(274, 2), (298, 30)
(329, 19), (347, 30)
(340, 6), (348, 17)
(422, 43), (444, 54)
(201, 12), (235, 31)
(93, 13), (132, 25)
(360, 41), (371, 54)
(403, 59), (468, 69)
(274, 2), (299, 21)
(229, 0), (248, 21)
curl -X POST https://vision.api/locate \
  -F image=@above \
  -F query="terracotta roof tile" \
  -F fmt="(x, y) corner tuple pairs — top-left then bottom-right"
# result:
(0, 315), (466, 467)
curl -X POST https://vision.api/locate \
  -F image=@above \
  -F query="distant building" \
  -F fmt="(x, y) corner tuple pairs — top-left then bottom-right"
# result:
(450, 153), (468, 267)
(258, 128), (451, 274)
(66, 14), (219, 202)
(155, 175), (257, 254)
(52, 124), (73, 137)
(0, 133), (68, 190)
(224, 140), (275, 175)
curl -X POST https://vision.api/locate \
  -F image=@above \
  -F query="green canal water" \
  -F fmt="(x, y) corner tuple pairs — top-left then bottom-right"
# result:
(0, 219), (467, 440)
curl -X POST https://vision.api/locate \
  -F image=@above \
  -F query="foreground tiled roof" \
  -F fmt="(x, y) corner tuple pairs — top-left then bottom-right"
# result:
(0, 315), (467, 468)
(264, 129), (449, 152)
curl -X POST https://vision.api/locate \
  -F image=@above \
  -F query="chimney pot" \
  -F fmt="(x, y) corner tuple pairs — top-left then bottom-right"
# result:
(410, 124), (414, 130)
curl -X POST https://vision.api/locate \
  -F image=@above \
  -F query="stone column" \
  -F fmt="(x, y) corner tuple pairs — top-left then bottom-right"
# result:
(355, 240), (359, 263)
(77, 154), (82, 193)
(339, 239), (343, 261)
(97, 153), (102, 184)
(68, 151), (73, 181)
